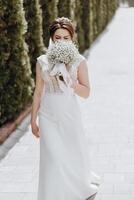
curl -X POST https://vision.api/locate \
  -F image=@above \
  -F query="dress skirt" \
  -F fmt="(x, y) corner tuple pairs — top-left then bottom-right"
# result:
(37, 92), (101, 200)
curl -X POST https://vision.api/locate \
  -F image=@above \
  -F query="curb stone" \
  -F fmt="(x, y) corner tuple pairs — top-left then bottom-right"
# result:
(0, 114), (31, 161)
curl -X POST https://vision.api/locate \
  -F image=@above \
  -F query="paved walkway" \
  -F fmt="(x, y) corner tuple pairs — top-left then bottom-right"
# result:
(0, 7), (134, 200)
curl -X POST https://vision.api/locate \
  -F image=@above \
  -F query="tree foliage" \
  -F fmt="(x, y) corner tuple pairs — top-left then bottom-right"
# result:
(23, 0), (45, 78)
(0, 0), (34, 126)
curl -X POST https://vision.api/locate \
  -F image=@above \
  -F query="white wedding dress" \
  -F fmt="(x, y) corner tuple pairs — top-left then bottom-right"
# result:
(36, 54), (101, 200)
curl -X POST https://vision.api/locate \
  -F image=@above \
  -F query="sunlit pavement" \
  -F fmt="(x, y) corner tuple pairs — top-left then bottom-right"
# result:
(0, 7), (134, 200)
(79, 6), (134, 200)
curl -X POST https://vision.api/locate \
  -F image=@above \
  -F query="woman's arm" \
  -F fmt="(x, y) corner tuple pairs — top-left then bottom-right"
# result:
(31, 62), (44, 124)
(71, 59), (90, 99)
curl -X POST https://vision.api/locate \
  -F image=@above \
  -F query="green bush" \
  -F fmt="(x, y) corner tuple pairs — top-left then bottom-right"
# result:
(74, 0), (85, 53)
(40, 0), (57, 47)
(120, 0), (134, 6)
(57, 0), (71, 18)
(89, 0), (118, 47)
(23, 0), (45, 79)
(79, 0), (90, 49)
(0, 0), (34, 126)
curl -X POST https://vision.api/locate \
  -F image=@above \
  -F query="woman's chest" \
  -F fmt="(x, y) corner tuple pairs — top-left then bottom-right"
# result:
(42, 63), (78, 82)
(41, 64), (78, 93)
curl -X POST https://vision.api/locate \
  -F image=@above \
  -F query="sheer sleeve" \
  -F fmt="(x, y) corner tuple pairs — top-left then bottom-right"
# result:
(69, 54), (86, 80)
(76, 54), (86, 68)
(37, 55), (49, 72)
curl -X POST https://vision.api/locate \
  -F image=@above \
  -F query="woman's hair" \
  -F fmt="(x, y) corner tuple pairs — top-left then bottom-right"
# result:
(49, 17), (76, 41)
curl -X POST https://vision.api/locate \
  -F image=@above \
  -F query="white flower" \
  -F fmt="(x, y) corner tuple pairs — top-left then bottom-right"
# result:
(46, 40), (80, 66)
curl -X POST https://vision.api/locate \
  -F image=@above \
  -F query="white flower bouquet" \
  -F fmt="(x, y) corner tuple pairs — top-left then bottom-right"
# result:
(46, 39), (80, 97)
(46, 40), (80, 66)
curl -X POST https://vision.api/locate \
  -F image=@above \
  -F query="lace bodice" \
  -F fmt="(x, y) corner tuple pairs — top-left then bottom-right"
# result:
(37, 54), (86, 94)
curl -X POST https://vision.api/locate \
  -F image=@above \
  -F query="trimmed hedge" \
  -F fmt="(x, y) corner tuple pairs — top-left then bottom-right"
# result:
(57, 0), (71, 18)
(23, 0), (45, 79)
(40, 0), (57, 47)
(120, 0), (134, 6)
(74, 0), (85, 52)
(90, 0), (118, 46)
(0, 0), (34, 126)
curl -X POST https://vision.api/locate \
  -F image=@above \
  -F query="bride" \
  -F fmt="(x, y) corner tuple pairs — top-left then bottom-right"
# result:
(31, 17), (101, 200)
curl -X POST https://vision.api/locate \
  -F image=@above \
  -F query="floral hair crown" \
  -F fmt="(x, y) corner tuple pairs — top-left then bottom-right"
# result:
(55, 17), (73, 25)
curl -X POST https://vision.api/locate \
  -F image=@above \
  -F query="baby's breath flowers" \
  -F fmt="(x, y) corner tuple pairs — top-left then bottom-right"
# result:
(46, 40), (80, 66)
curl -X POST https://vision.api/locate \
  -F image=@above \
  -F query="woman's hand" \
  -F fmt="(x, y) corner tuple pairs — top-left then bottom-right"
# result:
(31, 121), (40, 138)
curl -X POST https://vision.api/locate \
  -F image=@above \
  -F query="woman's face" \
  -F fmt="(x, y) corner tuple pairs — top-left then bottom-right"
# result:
(53, 28), (72, 42)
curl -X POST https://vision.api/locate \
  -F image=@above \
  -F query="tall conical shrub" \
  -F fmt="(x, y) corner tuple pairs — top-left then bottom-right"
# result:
(89, 0), (118, 46)
(74, 0), (85, 53)
(40, 0), (58, 47)
(0, 0), (34, 126)
(79, 0), (90, 49)
(23, 0), (45, 79)
(57, 0), (71, 18)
